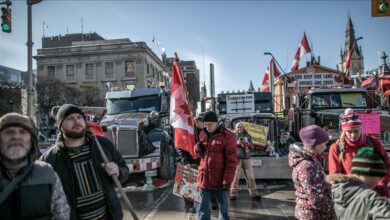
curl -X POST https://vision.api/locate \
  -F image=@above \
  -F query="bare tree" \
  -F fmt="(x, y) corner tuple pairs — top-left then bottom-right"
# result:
(80, 84), (105, 107)
(36, 76), (66, 121)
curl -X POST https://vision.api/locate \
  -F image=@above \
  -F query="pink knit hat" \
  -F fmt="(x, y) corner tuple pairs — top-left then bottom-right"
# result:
(340, 108), (362, 131)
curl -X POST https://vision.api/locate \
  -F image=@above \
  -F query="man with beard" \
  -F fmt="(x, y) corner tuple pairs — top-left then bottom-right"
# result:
(0, 113), (70, 219)
(40, 104), (129, 220)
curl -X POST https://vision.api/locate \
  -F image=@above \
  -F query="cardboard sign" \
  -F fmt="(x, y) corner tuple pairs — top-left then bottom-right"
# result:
(357, 112), (380, 135)
(173, 163), (200, 202)
(241, 122), (268, 146)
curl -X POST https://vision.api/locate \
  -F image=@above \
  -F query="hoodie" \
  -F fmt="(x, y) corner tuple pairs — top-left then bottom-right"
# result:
(326, 174), (390, 219)
(289, 143), (335, 220)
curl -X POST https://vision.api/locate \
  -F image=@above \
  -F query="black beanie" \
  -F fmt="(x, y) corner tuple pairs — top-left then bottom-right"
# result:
(202, 111), (218, 122)
(56, 104), (86, 128)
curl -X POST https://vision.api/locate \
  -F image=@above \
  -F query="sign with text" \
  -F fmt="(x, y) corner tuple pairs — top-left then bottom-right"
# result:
(357, 112), (380, 135)
(173, 163), (200, 202)
(287, 73), (341, 88)
(242, 122), (269, 146)
(226, 94), (255, 114)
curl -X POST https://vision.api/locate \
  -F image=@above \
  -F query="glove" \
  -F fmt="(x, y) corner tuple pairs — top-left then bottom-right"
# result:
(222, 184), (230, 191)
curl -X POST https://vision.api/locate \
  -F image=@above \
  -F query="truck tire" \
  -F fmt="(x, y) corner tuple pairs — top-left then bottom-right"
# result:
(158, 141), (176, 180)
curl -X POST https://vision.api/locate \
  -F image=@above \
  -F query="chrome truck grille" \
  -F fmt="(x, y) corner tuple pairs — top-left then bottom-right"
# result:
(104, 127), (139, 158)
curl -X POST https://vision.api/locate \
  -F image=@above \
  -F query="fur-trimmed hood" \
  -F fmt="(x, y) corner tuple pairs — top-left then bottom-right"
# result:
(288, 142), (314, 167)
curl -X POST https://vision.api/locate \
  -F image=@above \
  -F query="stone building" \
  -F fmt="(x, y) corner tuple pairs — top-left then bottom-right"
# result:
(337, 16), (365, 84)
(34, 33), (171, 98)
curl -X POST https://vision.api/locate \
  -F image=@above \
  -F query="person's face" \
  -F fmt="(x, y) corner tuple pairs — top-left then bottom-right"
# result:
(60, 113), (87, 139)
(0, 126), (31, 160)
(203, 122), (218, 133)
(312, 141), (328, 154)
(236, 125), (244, 133)
(195, 120), (203, 129)
(345, 129), (362, 141)
(360, 175), (380, 189)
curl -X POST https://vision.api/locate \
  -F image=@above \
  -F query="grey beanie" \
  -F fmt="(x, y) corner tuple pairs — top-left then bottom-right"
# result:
(0, 112), (39, 160)
(56, 104), (86, 129)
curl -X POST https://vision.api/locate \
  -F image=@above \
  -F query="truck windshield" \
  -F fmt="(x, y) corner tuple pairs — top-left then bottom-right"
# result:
(106, 95), (160, 114)
(311, 92), (367, 109)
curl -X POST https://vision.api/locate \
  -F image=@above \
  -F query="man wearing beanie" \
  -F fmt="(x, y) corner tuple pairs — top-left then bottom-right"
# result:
(289, 125), (334, 219)
(40, 104), (129, 220)
(328, 108), (390, 197)
(0, 113), (69, 219)
(326, 147), (390, 219)
(196, 111), (237, 220)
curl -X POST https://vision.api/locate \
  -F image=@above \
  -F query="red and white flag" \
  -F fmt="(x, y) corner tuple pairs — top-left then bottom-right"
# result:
(343, 44), (355, 85)
(291, 32), (311, 72)
(261, 59), (280, 92)
(170, 58), (196, 158)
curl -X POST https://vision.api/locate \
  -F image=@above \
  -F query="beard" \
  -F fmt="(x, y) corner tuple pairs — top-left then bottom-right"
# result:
(62, 126), (87, 139)
(0, 141), (31, 161)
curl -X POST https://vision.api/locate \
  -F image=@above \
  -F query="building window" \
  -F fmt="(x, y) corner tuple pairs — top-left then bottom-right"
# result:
(105, 62), (114, 78)
(66, 65), (75, 78)
(85, 63), (94, 79)
(47, 66), (55, 77)
(125, 61), (134, 77)
(147, 63), (150, 75)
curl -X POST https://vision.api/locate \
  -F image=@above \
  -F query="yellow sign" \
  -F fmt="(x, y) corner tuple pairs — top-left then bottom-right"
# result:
(126, 84), (135, 90)
(241, 122), (269, 146)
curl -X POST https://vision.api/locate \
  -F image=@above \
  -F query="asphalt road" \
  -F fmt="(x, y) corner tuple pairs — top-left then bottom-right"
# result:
(121, 180), (296, 220)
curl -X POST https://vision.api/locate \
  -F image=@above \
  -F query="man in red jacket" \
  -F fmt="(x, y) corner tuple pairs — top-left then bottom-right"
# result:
(196, 111), (237, 220)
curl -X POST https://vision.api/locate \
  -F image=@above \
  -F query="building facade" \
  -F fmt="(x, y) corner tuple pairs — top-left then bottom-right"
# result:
(34, 33), (171, 97)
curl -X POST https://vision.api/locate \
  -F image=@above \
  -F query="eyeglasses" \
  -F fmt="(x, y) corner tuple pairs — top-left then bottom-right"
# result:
(340, 115), (359, 123)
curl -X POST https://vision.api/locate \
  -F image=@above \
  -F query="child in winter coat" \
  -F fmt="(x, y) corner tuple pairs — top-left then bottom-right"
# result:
(328, 108), (390, 197)
(326, 147), (390, 219)
(289, 125), (335, 220)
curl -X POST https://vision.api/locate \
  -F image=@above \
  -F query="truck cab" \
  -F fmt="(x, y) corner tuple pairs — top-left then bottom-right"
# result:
(100, 88), (176, 180)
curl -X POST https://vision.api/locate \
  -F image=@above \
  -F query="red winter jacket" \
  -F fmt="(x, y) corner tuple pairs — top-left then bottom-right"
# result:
(328, 135), (390, 197)
(197, 126), (238, 190)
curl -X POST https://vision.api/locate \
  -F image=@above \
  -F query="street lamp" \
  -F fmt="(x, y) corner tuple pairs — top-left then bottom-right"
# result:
(27, 0), (42, 119)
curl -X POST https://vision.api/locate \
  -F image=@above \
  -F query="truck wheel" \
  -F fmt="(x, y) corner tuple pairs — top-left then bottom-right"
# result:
(158, 143), (176, 180)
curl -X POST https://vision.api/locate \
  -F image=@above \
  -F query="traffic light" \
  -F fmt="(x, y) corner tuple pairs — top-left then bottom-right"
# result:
(372, 0), (390, 17)
(1, 7), (11, 33)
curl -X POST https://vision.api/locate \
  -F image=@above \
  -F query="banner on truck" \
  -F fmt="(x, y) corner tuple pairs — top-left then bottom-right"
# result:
(242, 122), (269, 146)
(173, 163), (200, 202)
(357, 112), (380, 135)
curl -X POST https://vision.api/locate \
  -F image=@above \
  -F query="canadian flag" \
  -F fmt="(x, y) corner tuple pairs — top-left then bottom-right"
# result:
(291, 32), (311, 72)
(170, 57), (196, 158)
(343, 44), (355, 85)
(261, 59), (280, 92)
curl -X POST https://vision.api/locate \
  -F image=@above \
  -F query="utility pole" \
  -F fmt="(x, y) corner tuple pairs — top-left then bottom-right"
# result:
(27, 0), (42, 118)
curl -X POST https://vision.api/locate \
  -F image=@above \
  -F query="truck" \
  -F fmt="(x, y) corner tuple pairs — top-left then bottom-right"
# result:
(100, 87), (176, 181)
(216, 91), (293, 179)
(287, 87), (390, 151)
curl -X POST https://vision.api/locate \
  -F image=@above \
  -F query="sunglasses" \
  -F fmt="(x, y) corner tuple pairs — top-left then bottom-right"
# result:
(340, 115), (359, 123)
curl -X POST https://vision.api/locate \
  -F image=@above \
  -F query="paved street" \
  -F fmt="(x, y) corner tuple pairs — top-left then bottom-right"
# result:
(122, 181), (296, 220)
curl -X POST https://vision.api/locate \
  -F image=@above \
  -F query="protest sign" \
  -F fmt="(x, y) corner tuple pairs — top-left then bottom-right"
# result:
(241, 122), (268, 146)
(173, 163), (200, 202)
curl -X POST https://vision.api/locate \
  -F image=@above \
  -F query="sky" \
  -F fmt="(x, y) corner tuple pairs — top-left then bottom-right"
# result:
(1, 0), (389, 95)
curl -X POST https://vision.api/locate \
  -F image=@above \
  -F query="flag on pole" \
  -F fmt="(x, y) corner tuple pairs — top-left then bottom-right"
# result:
(43, 21), (49, 29)
(291, 32), (311, 72)
(152, 35), (155, 43)
(343, 43), (355, 85)
(261, 59), (280, 92)
(170, 57), (196, 159)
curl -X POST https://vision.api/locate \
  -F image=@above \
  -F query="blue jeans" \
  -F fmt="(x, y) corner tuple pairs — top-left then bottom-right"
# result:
(198, 188), (230, 220)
